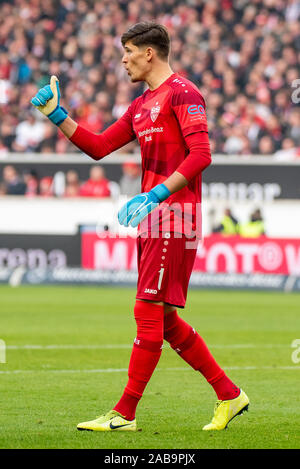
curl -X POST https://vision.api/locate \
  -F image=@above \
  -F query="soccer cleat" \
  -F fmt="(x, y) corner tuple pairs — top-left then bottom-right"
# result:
(203, 389), (249, 431)
(77, 410), (137, 432)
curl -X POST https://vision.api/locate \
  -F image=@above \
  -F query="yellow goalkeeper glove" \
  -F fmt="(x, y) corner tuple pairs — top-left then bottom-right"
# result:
(31, 75), (68, 125)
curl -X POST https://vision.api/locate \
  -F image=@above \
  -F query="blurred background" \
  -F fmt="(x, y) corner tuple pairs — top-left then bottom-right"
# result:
(0, 0), (299, 290)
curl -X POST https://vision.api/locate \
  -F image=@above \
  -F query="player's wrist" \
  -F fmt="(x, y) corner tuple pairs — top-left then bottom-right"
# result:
(47, 106), (69, 126)
(150, 183), (171, 202)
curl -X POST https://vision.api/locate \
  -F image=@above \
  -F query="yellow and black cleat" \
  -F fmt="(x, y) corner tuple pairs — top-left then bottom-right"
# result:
(77, 410), (136, 432)
(203, 390), (249, 431)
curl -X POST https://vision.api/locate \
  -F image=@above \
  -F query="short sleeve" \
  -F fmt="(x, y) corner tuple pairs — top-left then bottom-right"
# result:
(171, 87), (208, 137)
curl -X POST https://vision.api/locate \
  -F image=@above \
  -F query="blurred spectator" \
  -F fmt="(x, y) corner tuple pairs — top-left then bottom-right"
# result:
(0, 75), (11, 104)
(258, 136), (275, 155)
(0, 0), (299, 155)
(39, 176), (53, 197)
(65, 169), (80, 197)
(79, 166), (111, 197)
(212, 208), (239, 235)
(0, 138), (8, 156)
(0, 115), (16, 151)
(286, 109), (300, 145)
(12, 113), (46, 152)
(119, 161), (141, 197)
(274, 138), (300, 161)
(23, 169), (39, 197)
(0, 182), (6, 195)
(2, 165), (26, 195)
(239, 209), (266, 238)
(52, 171), (66, 197)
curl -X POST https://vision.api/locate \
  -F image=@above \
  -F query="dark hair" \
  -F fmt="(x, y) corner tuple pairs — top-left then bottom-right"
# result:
(121, 22), (170, 60)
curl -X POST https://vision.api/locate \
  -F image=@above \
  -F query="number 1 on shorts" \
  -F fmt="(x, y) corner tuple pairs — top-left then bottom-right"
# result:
(157, 267), (165, 290)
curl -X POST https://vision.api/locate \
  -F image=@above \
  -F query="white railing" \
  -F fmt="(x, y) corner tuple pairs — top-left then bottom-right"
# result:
(1, 152), (300, 165)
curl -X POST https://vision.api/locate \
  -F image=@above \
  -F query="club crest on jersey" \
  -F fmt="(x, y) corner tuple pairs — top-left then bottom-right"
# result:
(150, 102), (160, 122)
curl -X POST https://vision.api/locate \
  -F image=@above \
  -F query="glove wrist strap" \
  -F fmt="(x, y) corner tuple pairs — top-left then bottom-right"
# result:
(151, 183), (171, 202)
(48, 106), (68, 126)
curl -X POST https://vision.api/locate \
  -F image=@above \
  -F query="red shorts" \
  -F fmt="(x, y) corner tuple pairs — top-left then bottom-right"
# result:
(136, 233), (198, 308)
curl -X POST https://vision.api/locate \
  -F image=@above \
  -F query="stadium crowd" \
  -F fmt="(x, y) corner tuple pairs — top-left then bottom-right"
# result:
(0, 162), (142, 197)
(0, 0), (299, 158)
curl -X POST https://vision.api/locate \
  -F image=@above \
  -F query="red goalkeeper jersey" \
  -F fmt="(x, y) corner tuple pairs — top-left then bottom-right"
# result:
(70, 73), (210, 237)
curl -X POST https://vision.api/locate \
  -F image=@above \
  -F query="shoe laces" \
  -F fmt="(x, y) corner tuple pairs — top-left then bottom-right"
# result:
(96, 410), (119, 419)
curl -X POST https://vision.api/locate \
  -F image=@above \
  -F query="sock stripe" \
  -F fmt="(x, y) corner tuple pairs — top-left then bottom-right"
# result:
(124, 386), (143, 400)
(171, 326), (197, 354)
(134, 337), (163, 353)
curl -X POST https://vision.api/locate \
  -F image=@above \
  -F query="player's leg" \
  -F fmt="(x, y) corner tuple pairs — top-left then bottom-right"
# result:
(112, 299), (164, 420)
(78, 234), (167, 432)
(77, 298), (164, 431)
(163, 305), (239, 400)
(163, 304), (249, 430)
(110, 234), (184, 425)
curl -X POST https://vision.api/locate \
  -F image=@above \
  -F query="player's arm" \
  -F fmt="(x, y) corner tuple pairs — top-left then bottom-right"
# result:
(59, 116), (77, 139)
(162, 85), (211, 193)
(31, 76), (136, 160)
(163, 131), (211, 194)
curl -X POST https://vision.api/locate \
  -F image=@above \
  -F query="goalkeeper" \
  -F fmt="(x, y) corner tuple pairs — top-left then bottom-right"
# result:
(31, 22), (249, 432)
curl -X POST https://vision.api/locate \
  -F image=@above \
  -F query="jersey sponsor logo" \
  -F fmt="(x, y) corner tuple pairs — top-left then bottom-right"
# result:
(144, 288), (157, 294)
(187, 104), (205, 115)
(150, 102), (160, 122)
(138, 126), (163, 138)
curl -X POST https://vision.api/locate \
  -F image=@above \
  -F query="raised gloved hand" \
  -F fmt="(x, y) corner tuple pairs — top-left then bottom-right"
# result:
(31, 75), (68, 126)
(118, 183), (171, 228)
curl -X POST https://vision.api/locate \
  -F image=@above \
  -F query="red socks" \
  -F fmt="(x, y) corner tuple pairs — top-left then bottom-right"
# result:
(164, 310), (240, 401)
(114, 303), (240, 420)
(113, 300), (164, 420)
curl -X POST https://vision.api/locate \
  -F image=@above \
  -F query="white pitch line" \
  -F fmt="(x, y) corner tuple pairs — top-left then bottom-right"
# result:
(0, 366), (299, 375)
(5, 343), (290, 350)
(6, 344), (133, 350)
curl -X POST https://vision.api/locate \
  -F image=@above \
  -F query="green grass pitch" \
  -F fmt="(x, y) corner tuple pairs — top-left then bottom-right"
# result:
(0, 285), (299, 449)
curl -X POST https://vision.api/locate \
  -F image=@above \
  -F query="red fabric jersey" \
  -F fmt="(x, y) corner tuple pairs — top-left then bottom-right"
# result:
(70, 73), (210, 236)
(121, 74), (208, 174)
(121, 73), (208, 236)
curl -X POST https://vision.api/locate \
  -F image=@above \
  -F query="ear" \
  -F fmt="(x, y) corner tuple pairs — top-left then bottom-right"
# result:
(145, 47), (154, 62)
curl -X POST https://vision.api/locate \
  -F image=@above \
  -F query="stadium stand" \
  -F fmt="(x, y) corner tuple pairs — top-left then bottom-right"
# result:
(0, 0), (299, 195)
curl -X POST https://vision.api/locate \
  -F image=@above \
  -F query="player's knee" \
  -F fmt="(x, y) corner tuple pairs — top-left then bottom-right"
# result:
(134, 300), (164, 339)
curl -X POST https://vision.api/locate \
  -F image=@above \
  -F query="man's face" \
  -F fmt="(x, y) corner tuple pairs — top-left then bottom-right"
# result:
(122, 41), (151, 82)
(90, 166), (104, 181)
(3, 166), (16, 182)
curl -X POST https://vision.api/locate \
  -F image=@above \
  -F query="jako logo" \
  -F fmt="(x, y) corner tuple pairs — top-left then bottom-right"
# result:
(187, 104), (205, 115)
(144, 288), (157, 294)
